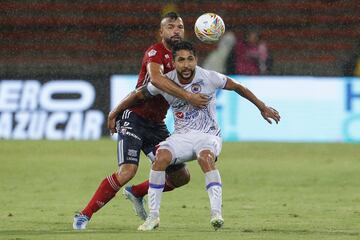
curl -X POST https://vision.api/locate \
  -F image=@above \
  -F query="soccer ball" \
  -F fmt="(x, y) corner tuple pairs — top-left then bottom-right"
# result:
(194, 13), (225, 44)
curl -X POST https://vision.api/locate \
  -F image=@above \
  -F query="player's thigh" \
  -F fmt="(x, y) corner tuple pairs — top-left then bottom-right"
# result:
(142, 123), (170, 162)
(193, 134), (222, 159)
(116, 120), (143, 166)
(158, 134), (195, 164)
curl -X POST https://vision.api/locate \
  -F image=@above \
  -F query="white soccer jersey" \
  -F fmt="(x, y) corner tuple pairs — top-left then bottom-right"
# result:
(147, 66), (227, 136)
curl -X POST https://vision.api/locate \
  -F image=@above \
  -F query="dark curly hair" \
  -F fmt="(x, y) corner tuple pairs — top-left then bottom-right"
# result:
(172, 41), (197, 58)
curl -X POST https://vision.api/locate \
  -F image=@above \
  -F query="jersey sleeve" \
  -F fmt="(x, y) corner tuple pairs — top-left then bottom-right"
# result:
(147, 82), (163, 96)
(143, 47), (163, 66)
(209, 71), (228, 89)
(147, 83), (173, 104)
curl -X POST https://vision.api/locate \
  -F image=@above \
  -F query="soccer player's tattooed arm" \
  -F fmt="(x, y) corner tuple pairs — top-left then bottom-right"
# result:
(107, 86), (152, 134)
(147, 62), (208, 108)
(223, 77), (281, 124)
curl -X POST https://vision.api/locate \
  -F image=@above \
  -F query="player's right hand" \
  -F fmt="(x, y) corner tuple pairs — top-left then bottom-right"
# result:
(261, 106), (281, 124)
(107, 111), (118, 135)
(186, 92), (209, 108)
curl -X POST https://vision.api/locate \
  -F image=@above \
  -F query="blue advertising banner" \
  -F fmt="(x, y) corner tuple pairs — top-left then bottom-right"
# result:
(0, 79), (106, 140)
(111, 75), (360, 142)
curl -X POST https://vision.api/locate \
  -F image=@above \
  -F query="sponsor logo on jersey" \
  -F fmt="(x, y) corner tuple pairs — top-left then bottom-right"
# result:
(127, 157), (138, 161)
(128, 149), (138, 157)
(175, 111), (184, 119)
(148, 49), (157, 57)
(185, 110), (199, 120)
(125, 131), (141, 140)
(172, 99), (187, 109)
(191, 83), (202, 93)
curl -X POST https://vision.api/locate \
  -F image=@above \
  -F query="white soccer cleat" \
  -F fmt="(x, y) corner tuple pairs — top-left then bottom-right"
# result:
(73, 213), (89, 230)
(210, 213), (224, 231)
(137, 215), (160, 231)
(123, 186), (148, 220)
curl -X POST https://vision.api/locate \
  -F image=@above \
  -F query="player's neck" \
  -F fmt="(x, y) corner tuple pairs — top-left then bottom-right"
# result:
(162, 39), (172, 52)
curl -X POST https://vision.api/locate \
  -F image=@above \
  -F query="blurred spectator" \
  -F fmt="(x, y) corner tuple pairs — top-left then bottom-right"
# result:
(343, 41), (360, 77)
(229, 28), (270, 75)
(202, 32), (236, 73)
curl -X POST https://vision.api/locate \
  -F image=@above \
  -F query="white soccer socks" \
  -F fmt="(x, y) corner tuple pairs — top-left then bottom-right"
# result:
(205, 170), (223, 216)
(148, 170), (166, 218)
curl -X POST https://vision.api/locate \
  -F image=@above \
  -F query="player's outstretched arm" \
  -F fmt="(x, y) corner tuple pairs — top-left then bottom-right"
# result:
(224, 77), (281, 124)
(107, 86), (151, 134)
(147, 62), (208, 108)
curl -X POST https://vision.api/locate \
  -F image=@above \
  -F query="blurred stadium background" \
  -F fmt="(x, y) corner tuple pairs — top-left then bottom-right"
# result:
(1, 0), (359, 76)
(0, 1), (360, 239)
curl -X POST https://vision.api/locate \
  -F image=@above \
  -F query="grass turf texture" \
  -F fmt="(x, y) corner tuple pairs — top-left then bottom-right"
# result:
(0, 140), (359, 240)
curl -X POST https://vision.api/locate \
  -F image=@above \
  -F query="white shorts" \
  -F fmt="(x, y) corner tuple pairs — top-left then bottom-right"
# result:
(157, 132), (222, 165)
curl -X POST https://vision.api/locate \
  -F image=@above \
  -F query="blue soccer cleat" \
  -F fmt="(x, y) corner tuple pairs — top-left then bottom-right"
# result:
(123, 186), (148, 220)
(73, 212), (89, 230)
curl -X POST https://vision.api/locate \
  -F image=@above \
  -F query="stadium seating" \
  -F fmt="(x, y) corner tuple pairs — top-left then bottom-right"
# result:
(0, 0), (359, 76)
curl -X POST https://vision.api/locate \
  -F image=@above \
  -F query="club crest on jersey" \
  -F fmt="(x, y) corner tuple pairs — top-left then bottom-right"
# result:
(191, 83), (202, 93)
(165, 54), (170, 59)
(148, 49), (157, 57)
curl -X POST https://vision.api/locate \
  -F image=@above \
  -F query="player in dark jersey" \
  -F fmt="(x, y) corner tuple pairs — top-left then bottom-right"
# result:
(73, 12), (208, 230)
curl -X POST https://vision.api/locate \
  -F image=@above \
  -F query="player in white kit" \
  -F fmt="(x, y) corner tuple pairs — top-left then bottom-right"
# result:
(108, 41), (280, 231)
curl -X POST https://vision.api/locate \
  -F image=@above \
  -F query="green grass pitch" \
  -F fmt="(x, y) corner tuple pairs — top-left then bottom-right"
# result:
(0, 140), (359, 240)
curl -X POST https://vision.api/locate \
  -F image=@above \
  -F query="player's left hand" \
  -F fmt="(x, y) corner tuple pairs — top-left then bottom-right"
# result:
(107, 111), (118, 134)
(261, 106), (280, 124)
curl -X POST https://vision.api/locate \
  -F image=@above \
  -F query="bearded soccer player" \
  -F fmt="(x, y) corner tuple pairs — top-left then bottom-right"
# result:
(104, 41), (280, 231)
(73, 12), (208, 230)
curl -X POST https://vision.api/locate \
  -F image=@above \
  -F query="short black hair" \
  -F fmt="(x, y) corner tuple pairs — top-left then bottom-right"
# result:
(162, 12), (180, 21)
(172, 41), (197, 58)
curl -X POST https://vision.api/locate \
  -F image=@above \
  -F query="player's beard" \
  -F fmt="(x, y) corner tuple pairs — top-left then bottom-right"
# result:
(178, 68), (195, 82)
(165, 36), (182, 49)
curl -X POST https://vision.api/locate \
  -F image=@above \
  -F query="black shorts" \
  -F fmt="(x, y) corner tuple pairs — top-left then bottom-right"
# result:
(116, 110), (186, 172)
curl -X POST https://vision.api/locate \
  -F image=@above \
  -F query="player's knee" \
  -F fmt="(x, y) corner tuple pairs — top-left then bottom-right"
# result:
(153, 149), (172, 170)
(115, 164), (138, 186)
(198, 150), (215, 163)
(197, 150), (216, 172)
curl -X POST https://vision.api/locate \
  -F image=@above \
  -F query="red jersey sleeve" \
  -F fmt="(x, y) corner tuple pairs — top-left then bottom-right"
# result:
(143, 47), (163, 66)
